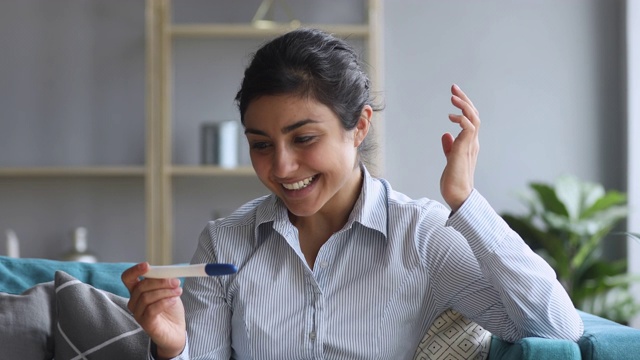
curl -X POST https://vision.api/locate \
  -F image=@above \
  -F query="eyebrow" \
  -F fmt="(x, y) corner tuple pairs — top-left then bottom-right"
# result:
(244, 119), (320, 136)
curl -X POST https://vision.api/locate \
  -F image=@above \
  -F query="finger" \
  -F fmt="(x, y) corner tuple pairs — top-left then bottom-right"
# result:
(448, 114), (477, 134)
(139, 294), (182, 322)
(451, 84), (479, 116)
(122, 262), (149, 293)
(127, 279), (182, 315)
(441, 133), (454, 156)
(129, 279), (182, 319)
(129, 279), (181, 311)
(450, 96), (481, 129)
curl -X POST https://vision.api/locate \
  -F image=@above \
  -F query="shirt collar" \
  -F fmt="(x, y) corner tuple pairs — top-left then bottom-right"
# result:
(347, 165), (389, 238)
(253, 164), (389, 242)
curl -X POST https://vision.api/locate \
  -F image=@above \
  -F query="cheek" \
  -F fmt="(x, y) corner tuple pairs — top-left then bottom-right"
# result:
(249, 154), (270, 179)
(310, 145), (357, 172)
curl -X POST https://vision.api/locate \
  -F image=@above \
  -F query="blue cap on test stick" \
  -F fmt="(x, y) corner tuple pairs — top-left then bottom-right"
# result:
(204, 263), (238, 276)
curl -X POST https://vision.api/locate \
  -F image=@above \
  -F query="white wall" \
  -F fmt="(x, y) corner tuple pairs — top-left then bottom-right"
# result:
(382, 0), (625, 218)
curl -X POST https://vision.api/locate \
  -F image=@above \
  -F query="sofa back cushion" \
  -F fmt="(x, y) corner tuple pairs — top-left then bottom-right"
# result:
(0, 255), (133, 296)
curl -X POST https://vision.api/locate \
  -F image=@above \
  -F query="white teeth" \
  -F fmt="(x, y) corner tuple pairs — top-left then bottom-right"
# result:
(282, 176), (315, 190)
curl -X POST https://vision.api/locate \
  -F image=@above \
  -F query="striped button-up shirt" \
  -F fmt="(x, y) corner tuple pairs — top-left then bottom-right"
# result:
(172, 168), (583, 359)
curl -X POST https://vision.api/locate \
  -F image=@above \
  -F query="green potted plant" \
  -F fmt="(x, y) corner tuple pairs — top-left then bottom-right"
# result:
(501, 175), (640, 323)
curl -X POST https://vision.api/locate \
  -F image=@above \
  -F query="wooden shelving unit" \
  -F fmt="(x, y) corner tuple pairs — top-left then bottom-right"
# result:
(169, 23), (370, 38)
(0, 166), (146, 177)
(168, 165), (255, 177)
(0, 1), (382, 263)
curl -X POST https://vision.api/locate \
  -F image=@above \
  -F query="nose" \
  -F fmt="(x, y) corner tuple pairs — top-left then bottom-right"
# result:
(272, 146), (298, 179)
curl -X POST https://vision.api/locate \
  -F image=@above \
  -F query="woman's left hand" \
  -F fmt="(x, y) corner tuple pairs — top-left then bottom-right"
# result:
(440, 84), (481, 212)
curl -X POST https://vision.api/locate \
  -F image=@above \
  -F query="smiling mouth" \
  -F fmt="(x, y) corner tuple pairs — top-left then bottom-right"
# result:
(282, 175), (316, 190)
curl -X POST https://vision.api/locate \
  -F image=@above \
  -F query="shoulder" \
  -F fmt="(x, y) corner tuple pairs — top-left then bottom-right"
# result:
(203, 194), (276, 247)
(213, 194), (273, 228)
(197, 194), (276, 263)
(373, 178), (461, 268)
(377, 178), (450, 222)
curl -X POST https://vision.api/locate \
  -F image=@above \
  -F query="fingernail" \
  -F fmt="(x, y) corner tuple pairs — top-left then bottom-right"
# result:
(170, 278), (181, 287)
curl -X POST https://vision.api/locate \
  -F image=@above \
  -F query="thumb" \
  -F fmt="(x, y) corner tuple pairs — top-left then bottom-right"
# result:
(441, 133), (454, 156)
(121, 262), (149, 293)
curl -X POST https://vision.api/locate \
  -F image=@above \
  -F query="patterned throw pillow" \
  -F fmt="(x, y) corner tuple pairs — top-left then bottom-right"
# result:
(53, 271), (149, 359)
(414, 309), (491, 360)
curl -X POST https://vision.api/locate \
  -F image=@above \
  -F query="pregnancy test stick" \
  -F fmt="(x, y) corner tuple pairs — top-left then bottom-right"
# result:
(144, 263), (237, 278)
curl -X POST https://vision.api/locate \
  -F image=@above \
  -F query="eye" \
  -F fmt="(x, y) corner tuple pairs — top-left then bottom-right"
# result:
(294, 135), (316, 144)
(250, 141), (271, 150)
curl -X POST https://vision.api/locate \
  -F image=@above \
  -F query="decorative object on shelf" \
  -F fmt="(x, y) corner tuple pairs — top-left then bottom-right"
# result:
(200, 121), (239, 168)
(5, 229), (20, 258)
(501, 175), (640, 324)
(251, 0), (300, 29)
(60, 227), (98, 263)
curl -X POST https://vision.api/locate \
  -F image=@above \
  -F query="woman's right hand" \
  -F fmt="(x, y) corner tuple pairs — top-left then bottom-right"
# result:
(122, 262), (186, 359)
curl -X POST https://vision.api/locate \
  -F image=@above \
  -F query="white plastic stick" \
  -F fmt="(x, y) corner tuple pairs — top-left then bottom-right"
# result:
(144, 263), (237, 278)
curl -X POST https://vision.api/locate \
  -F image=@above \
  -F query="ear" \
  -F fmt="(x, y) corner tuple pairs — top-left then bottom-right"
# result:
(354, 105), (372, 147)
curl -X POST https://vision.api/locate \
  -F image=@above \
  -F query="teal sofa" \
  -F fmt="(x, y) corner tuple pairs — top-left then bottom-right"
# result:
(2, 255), (640, 359)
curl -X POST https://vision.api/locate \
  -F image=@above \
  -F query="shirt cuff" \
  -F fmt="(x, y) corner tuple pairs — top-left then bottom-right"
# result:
(149, 334), (190, 360)
(445, 189), (508, 259)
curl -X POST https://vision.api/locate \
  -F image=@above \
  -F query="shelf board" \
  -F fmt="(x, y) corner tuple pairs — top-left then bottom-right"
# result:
(0, 166), (146, 177)
(169, 23), (369, 38)
(169, 165), (256, 177)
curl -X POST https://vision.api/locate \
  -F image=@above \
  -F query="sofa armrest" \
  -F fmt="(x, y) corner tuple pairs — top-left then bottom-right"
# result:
(488, 311), (640, 360)
(578, 310), (640, 360)
(488, 335), (580, 360)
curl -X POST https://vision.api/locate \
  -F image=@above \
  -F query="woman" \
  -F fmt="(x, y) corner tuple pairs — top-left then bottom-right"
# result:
(122, 28), (583, 359)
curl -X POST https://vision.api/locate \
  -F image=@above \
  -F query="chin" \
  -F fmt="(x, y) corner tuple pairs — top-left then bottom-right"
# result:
(284, 202), (321, 218)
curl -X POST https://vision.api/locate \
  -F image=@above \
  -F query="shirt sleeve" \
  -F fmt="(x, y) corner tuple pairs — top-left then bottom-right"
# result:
(148, 336), (191, 360)
(427, 189), (583, 343)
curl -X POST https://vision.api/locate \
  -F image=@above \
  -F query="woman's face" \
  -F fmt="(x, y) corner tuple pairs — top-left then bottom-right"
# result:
(243, 94), (369, 218)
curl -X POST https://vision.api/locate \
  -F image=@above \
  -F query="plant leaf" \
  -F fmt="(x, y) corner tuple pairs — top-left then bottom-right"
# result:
(579, 259), (627, 281)
(581, 191), (627, 219)
(579, 289), (640, 324)
(582, 273), (640, 293)
(573, 259), (627, 298)
(554, 176), (583, 220)
(577, 180), (605, 214)
(530, 183), (569, 216)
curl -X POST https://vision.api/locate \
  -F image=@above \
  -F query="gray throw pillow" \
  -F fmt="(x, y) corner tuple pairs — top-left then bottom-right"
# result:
(53, 270), (149, 359)
(0, 281), (55, 360)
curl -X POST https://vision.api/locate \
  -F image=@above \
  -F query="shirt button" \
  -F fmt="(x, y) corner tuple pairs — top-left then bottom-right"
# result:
(309, 331), (317, 341)
(319, 261), (329, 269)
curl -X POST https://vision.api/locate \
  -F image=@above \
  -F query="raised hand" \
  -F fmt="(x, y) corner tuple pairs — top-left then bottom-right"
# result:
(440, 84), (481, 212)
(122, 262), (186, 359)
